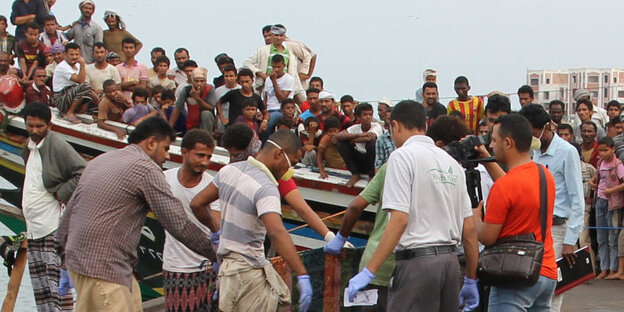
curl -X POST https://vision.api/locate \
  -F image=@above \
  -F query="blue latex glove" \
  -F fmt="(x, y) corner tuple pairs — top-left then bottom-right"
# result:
(323, 232), (348, 255)
(212, 260), (219, 274)
(297, 275), (312, 312)
(210, 231), (220, 246)
(58, 269), (73, 296)
(459, 276), (479, 311)
(347, 268), (375, 302)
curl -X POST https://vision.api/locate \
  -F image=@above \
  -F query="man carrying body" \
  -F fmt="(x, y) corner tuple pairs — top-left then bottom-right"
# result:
(190, 130), (312, 312)
(415, 69), (437, 104)
(167, 47), (190, 87)
(25, 67), (53, 106)
(170, 67), (217, 135)
(422, 82), (446, 127)
(162, 129), (220, 311)
(21, 102), (85, 311)
(97, 79), (130, 139)
(65, 0), (103, 64)
(52, 43), (97, 123)
(116, 37), (147, 98)
(346, 100), (479, 312)
(58, 117), (218, 311)
(447, 76), (485, 134)
(517, 85), (535, 107)
(86, 42), (121, 96)
(519, 104), (584, 312)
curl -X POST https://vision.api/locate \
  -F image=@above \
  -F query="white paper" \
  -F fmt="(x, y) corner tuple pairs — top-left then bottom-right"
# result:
(343, 288), (378, 307)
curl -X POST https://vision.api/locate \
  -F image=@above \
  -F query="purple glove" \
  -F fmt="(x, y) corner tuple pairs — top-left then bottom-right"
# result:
(58, 269), (73, 296)
(459, 276), (479, 311)
(347, 268), (375, 302)
(323, 232), (348, 255)
(297, 275), (312, 312)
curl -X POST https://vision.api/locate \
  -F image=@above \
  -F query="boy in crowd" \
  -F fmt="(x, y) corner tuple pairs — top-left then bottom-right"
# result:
(147, 47), (165, 78)
(607, 117), (624, 138)
(336, 103), (382, 187)
(17, 22), (46, 82)
(276, 117), (294, 132)
(517, 84), (535, 107)
(39, 15), (68, 47)
(262, 54), (295, 141)
(25, 67), (53, 106)
(607, 100), (621, 122)
(217, 68), (266, 128)
(160, 89), (186, 134)
(317, 116), (346, 179)
(97, 79), (131, 139)
(300, 116), (321, 166)
(557, 124), (575, 143)
(341, 95), (356, 127)
(299, 88), (321, 122)
(299, 77), (323, 112)
(447, 76), (484, 134)
(0, 16), (16, 65)
(215, 64), (240, 136)
(106, 51), (121, 66)
(150, 85), (165, 110)
(148, 55), (176, 91)
(86, 42), (121, 95)
(213, 53), (235, 88)
(574, 99), (606, 144)
(281, 98), (298, 126)
(478, 119), (489, 136)
(123, 87), (157, 126)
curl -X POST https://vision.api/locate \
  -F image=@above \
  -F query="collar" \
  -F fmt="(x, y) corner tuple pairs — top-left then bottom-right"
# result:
(27, 137), (45, 151)
(31, 82), (39, 92)
(247, 156), (278, 186)
(403, 134), (434, 146)
(122, 60), (138, 67)
(77, 18), (92, 27)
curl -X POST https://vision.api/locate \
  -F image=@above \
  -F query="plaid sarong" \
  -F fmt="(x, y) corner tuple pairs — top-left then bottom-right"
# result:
(163, 268), (217, 312)
(27, 231), (74, 312)
(53, 83), (94, 114)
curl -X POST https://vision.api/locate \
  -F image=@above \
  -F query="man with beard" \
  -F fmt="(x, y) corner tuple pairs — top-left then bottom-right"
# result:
(65, 0), (103, 64)
(85, 42), (121, 95)
(422, 82), (446, 127)
(167, 47), (190, 87)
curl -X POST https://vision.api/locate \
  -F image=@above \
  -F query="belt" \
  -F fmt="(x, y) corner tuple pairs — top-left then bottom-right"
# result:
(394, 245), (456, 261)
(553, 216), (567, 226)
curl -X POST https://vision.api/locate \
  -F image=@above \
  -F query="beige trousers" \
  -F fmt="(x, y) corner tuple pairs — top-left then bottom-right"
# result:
(69, 271), (142, 312)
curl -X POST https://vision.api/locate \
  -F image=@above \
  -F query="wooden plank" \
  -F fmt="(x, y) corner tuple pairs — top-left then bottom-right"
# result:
(1, 240), (27, 312)
(0, 204), (23, 221)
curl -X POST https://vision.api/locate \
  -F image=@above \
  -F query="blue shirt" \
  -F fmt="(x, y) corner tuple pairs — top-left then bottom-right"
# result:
(299, 109), (317, 122)
(532, 134), (584, 245)
(10, 0), (47, 41)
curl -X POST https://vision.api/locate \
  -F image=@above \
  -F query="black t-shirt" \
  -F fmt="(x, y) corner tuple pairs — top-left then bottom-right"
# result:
(220, 90), (265, 126)
(426, 102), (447, 126)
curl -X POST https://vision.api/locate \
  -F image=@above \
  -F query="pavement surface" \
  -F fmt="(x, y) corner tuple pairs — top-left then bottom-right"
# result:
(561, 279), (624, 311)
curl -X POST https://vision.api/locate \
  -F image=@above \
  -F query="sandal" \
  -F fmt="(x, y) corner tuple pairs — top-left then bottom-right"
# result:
(62, 116), (81, 124)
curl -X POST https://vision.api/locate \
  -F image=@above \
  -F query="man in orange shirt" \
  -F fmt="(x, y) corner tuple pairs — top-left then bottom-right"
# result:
(473, 114), (557, 311)
(447, 76), (484, 134)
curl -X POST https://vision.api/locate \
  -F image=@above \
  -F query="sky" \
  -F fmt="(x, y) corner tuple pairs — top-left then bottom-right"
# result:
(2, 0), (623, 110)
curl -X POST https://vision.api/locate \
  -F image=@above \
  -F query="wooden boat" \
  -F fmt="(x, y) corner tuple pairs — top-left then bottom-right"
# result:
(0, 108), (376, 301)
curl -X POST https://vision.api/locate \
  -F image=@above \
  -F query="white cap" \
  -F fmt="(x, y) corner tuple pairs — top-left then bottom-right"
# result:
(318, 91), (334, 100)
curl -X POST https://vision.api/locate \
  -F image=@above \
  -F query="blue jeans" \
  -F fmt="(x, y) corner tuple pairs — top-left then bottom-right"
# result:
(260, 110), (282, 143)
(488, 275), (556, 312)
(596, 198), (619, 271)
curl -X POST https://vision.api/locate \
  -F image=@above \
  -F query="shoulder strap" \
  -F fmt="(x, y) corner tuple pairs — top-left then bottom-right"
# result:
(537, 163), (548, 243)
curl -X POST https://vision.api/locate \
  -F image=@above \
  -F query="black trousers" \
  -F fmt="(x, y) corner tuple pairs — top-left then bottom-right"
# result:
(337, 140), (376, 176)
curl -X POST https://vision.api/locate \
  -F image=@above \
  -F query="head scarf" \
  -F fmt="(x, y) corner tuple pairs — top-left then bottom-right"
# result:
(79, 0), (95, 10)
(103, 10), (126, 30)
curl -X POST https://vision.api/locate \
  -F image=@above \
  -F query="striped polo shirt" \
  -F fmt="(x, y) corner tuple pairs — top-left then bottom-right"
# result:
(447, 97), (485, 134)
(212, 157), (282, 267)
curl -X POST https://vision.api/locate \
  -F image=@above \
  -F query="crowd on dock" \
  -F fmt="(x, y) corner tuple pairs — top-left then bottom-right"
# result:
(1, 0), (624, 312)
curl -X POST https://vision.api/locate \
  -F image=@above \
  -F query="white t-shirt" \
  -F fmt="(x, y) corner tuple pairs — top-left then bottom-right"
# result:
(263, 73), (294, 111)
(162, 168), (220, 273)
(346, 122), (384, 153)
(383, 135), (473, 250)
(52, 60), (82, 92)
(22, 139), (61, 239)
(86, 63), (121, 90)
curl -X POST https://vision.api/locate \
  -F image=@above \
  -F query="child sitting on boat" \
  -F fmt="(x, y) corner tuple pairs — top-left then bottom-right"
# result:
(317, 116), (346, 179)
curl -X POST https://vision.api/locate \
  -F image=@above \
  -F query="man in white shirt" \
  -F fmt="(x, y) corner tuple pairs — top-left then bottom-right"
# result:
(261, 54), (294, 142)
(52, 43), (97, 123)
(162, 129), (220, 311)
(21, 102), (86, 311)
(336, 103), (383, 187)
(346, 100), (480, 312)
(85, 42), (121, 95)
(167, 47), (190, 87)
(214, 64), (240, 136)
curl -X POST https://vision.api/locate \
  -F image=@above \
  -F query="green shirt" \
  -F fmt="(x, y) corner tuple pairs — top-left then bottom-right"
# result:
(266, 44), (290, 74)
(358, 164), (395, 286)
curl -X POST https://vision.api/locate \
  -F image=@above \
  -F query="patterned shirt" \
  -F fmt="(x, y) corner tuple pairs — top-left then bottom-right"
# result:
(58, 144), (216, 288)
(0, 34), (16, 56)
(212, 157), (281, 267)
(266, 44), (290, 74)
(375, 131), (396, 169)
(447, 97), (485, 134)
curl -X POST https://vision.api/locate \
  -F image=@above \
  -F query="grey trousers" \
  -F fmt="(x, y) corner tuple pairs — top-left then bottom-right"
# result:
(388, 252), (460, 312)
(200, 111), (215, 135)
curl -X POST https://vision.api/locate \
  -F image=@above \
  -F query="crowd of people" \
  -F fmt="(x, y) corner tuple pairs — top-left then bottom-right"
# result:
(3, 1), (624, 312)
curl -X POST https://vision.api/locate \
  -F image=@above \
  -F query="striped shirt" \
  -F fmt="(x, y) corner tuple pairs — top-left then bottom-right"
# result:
(57, 145), (216, 288)
(447, 97), (485, 134)
(212, 157), (282, 267)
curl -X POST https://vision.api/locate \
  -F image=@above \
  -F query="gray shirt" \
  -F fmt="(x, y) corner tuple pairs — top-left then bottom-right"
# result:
(66, 19), (103, 64)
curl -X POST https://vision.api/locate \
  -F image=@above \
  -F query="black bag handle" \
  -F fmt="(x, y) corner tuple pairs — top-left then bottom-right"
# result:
(537, 163), (548, 243)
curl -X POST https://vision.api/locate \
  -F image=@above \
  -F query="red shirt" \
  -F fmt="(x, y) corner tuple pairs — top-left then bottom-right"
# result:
(485, 162), (557, 280)
(16, 41), (45, 74)
(278, 178), (297, 197)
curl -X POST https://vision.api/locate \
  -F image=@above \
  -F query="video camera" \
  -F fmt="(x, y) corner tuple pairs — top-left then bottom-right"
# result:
(444, 135), (485, 164)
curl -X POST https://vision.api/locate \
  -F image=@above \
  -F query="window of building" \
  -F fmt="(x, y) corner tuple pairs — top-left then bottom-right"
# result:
(619, 90), (624, 98)
(530, 78), (539, 86)
(546, 78), (550, 84)
(544, 92), (550, 100)
(572, 76), (577, 83)
(605, 75), (609, 83)
(591, 91), (599, 98)
(615, 77), (618, 83)
(605, 88), (608, 98)
(588, 75), (599, 83)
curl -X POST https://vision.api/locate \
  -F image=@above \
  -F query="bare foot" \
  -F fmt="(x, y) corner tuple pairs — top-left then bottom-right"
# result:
(595, 271), (609, 279)
(345, 174), (361, 187)
(616, 273), (624, 280)
(605, 272), (620, 280)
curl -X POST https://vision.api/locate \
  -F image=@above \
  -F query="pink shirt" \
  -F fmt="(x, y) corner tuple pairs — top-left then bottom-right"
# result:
(116, 60), (148, 97)
(597, 157), (624, 199)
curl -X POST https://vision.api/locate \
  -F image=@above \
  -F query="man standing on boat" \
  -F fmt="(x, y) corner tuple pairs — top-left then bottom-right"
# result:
(57, 117), (217, 311)
(162, 129), (220, 311)
(346, 100), (480, 312)
(190, 129), (312, 312)
(21, 102), (86, 311)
